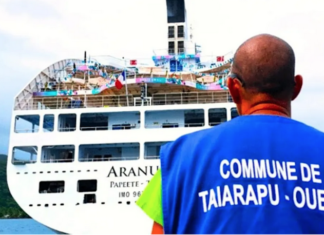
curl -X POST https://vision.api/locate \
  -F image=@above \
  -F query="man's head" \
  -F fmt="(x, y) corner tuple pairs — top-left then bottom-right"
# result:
(227, 34), (303, 116)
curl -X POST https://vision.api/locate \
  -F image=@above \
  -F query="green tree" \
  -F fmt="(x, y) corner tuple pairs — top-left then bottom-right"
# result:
(0, 155), (30, 219)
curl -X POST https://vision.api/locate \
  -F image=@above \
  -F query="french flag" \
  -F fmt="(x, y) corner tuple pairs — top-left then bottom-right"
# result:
(115, 71), (126, 90)
(119, 71), (126, 81)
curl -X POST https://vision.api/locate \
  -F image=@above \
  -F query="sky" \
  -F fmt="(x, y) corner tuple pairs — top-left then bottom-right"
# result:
(0, 0), (323, 154)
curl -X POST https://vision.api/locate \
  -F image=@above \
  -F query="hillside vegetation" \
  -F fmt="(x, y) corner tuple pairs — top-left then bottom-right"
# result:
(0, 154), (30, 218)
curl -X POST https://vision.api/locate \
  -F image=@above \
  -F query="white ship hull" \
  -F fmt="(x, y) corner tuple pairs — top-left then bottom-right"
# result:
(7, 103), (236, 234)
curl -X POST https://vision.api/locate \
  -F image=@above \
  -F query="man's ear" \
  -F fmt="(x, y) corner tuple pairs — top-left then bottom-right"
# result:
(227, 78), (241, 104)
(292, 75), (303, 101)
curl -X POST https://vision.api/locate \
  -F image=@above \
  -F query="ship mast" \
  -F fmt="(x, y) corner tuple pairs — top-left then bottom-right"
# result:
(166, 0), (195, 56)
(166, 0), (199, 73)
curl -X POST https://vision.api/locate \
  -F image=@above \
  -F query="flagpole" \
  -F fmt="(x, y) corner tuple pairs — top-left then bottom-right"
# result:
(123, 57), (129, 107)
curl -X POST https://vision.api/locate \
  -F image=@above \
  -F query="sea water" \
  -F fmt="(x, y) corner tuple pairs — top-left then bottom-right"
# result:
(0, 219), (56, 234)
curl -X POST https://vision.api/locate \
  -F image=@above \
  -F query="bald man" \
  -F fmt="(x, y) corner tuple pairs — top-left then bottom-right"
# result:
(136, 34), (324, 234)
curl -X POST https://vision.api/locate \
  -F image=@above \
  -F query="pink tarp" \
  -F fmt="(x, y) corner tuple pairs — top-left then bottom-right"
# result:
(77, 65), (90, 71)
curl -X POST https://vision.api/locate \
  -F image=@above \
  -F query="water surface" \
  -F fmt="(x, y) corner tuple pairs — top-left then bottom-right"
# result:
(0, 219), (56, 234)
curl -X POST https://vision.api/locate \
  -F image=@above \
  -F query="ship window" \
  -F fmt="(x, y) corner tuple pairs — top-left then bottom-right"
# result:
(167, 0), (185, 23)
(80, 113), (108, 131)
(39, 181), (64, 194)
(79, 143), (140, 162)
(231, 108), (239, 119)
(178, 41), (184, 54)
(144, 142), (170, 159)
(208, 108), (227, 126)
(80, 111), (140, 131)
(168, 41), (175, 54)
(43, 114), (54, 132)
(145, 109), (205, 129)
(83, 194), (96, 204)
(58, 114), (76, 132)
(168, 26), (175, 38)
(177, 26), (184, 37)
(162, 123), (179, 128)
(14, 115), (40, 133)
(78, 180), (97, 192)
(12, 146), (37, 165)
(41, 145), (75, 163)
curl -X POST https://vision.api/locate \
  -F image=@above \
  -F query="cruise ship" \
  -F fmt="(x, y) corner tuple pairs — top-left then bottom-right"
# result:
(7, 0), (237, 234)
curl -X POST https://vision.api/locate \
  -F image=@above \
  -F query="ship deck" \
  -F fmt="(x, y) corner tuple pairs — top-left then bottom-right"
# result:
(14, 55), (233, 111)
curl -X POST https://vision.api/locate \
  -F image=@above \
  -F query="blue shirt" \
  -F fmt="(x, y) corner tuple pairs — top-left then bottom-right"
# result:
(160, 115), (324, 234)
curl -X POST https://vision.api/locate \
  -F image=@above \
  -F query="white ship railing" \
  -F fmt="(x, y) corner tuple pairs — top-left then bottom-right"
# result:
(145, 156), (160, 160)
(14, 122), (223, 134)
(58, 127), (77, 132)
(41, 159), (74, 163)
(145, 123), (204, 128)
(79, 156), (139, 162)
(12, 159), (37, 165)
(77, 122), (222, 131)
(14, 91), (232, 110)
(80, 125), (138, 131)
(14, 129), (40, 133)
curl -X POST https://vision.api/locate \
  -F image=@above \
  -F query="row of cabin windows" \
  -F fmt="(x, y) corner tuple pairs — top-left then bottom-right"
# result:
(39, 180), (96, 195)
(39, 180), (102, 205)
(168, 25), (184, 38)
(39, 180), (126, 206)
(14, 108), (239, 133)
(39, 180), (135, 205)
(11, 142), (168, 165)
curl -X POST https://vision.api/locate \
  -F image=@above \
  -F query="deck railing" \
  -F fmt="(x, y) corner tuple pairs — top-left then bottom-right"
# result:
(145, 123), (205, 128)
(79, 156), (139, 162)
(14, 91), (232, 111)
(152, 92), (230, 105)
(14, 122), (224, 134)
(12, 159), (37, 165)
(41, 159), (74, 163)
(14, 128), (40, 133)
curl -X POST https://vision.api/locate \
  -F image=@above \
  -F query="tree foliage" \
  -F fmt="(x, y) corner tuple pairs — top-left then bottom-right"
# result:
(0, 155), (30, 218)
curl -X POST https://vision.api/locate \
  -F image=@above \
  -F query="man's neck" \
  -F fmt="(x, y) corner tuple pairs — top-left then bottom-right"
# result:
(242, 102), (291, 118)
